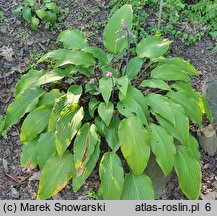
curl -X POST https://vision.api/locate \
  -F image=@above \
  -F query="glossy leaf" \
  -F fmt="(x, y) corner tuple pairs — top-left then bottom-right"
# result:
(184, 135), (200, 162)
(20, 106), (51, 143)
(55, 50), (96, 68)
(12, 5), (23, 17)
(125, 57), (144, 80)
(117, 98), (148, 125)
(136, 36), (171, 58)
(82, 46), (109, 65)
(151, 65), (191, 82)
(22, 7), (32, 22)
(116, 76), (129, 97)
(55, 105), (84, 155)
(45, 2), (59, 13)
(5, 88), (44, 130)
(98, 102), (114, 127)
(31, 16), (39, 30)
(155, 103), (189, 144)
(104, 117), (120, 152)
(159, 57), (198, 76)
(103, 5), (133, 53)
(20, 139), (38, 169)
(121, 172), (154, 200)
(99, 77), (113, 103)
(15, 70), (45, 96)
(147, 93), (175, 125)
(88, 98), (100, 117)
(74, 124), (99, 175)
(37, 67), (77, 85)
(67, 85), (82, 104)
(140, 79), (171, 91)
(73, 142), (100, 192)
(44, 11), (57, 23)
(36, 8), (46, 19)
(174, 146), (201, 200)
(149, 124), (176, 176)
(37, 151), (74, 200)
(37, 132), (56, 169)
(167, 91), (202, 126)
(118, 117), (150, 175)
(58, 29), (88, 50)
(99, 152), (124, 200)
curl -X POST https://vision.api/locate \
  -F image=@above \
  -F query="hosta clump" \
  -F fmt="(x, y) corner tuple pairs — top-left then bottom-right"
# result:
(12, 0), (62, 30)
(3, 5), (212, 200)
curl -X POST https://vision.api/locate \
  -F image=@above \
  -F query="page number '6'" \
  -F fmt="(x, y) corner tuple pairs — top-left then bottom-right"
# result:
(205, 203), (211, 211)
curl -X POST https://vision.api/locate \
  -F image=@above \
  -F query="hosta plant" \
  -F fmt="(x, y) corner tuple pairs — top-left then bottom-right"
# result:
(12, 0), (62, 30)
(2, 4), (212, 200)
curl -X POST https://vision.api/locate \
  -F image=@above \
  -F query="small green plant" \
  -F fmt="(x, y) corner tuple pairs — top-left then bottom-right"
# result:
(0, 10), (5, 22)
(2, 5), (212, 200)
(12, 0), (62, 30)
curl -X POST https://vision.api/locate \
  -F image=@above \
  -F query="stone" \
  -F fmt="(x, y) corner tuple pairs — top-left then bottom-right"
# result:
(145, 155), (171, 199)
(200, 191), (217, 200)
(9, 188), (20, 199)
(198, 124), (217, 156)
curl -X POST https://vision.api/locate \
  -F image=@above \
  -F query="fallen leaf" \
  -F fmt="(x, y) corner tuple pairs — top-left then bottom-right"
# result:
(0, 46), (15, 62)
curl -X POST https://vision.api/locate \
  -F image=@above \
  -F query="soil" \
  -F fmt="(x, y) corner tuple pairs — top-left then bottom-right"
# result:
(0, 0), (216, 200)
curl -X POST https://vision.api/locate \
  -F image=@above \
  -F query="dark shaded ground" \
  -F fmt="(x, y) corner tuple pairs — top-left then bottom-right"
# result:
(0, 0), (216, 200)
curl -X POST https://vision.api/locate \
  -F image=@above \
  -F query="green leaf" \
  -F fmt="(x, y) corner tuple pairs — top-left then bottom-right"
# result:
(155, 103), (189, 144)
(149, 124), (176, 176)
(116, 76), (129, 97)
(5, 88), (44, 130)
(57, 29), (88, 50)
(99, 152), (124, 200)
(121, 172), (154, 200)
(44, 11), (57, 23)
(99, 77), (113, 103)
(55, 50), (96, 68)
(25, 0), (36, 7)
(125, 57), (144, 80)
(37, 49), (69, 63)
(45, 2), (59, 13)
(22, 7), (32, 22)
(104, 117), (120, 152)
(55, 105), (84, 155)
(81, 46), (109, 65)
(98, 102), (114, 127)
(20, 106), (51, 143)
(37, 151), (74, 200)
(167, 91), (202, 126)
(74, 123), (99, 174)
(151, 65), (191, 82)
(12, 5), (23, 17)
(119, 85), (149, 121)
(184, 135), (200, 162)
(88, 98), (100, 118)
(94, 116), (106, 136)
(174, 146), (201, 200)
(117, 98), (148, 125)
(48, 95), (67, 131)
(136, 36), (171, 59)
(30, 16), (39, 30)
(37, 67), (77, 85)
(103, 4), (133, 53)
(147, 93), (175, 125)
(37, 132), (56, 169)
(36, 8), (46, 19)
(67, 85), (82, 104)
(118, 117), (150, 175)
(37, 89), (64, 108)
(140, 79), (171, 91)
(159, 57), (198, 76)
(15, 70), (45, 96)
(20, 139), (38, 169)
(73, 142), (100, 192)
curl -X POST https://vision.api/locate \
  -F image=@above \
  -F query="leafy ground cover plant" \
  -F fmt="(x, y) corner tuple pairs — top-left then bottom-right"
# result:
(1, 4), (212, 200)
(12, 0), (63, 30)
